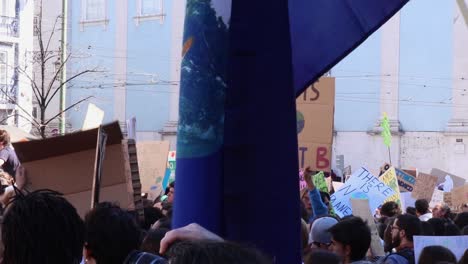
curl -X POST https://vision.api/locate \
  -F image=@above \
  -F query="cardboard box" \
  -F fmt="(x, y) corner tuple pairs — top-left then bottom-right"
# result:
(13, 122), (136, 217)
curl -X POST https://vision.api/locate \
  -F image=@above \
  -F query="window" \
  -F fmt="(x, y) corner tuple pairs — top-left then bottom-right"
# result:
(85, 0), (106, 21)
(141, 0), (162, 16)
(80, 0), (108, 30)
(33, 16), (39, 36)
(135, 0), (165, 25)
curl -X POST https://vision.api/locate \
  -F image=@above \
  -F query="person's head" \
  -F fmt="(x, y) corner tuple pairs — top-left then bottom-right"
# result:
(381, 201), (400, 218)
(2, 189), (84, 264)
(0, 129), (10, 149)
(152, 216), (172, 230)
(415, 199), (430, 216)
(320, 191), (331, 208)
(167, 182), (175, 203)
(418, 246), (457, 264)
(141, 206), (164, 230)
(309, 216), (338, 251)
(304, 249), (341, 264)
(420, 221), (435, 236)
(428, 218), (446, 236)
(140, 228), (170, 255)
(454, 212), (468, 230)
(391, 214), (421, 249)
(84, 202), (141, 264)
(328, 216), (371, 263)
(433, 204), (451, 219)
(406, 206), (417, 216)
(166, 240), (271, 264)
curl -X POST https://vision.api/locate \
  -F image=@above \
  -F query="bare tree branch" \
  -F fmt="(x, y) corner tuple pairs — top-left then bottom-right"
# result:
(45, 69), (98, 108)
(45, 15), (61, 55)
(44, 52), (72, 98)
(0, 114), (41, 127)
(44, 96), (93, 126)
(15, 66), (41, 104)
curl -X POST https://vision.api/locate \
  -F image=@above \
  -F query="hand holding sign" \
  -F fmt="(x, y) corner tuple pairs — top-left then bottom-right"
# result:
(304, 166), (316, 190)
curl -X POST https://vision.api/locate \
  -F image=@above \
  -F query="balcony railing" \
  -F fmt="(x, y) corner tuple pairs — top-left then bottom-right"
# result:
(0, 84), (16, 105)
(0, 16), (19, 38)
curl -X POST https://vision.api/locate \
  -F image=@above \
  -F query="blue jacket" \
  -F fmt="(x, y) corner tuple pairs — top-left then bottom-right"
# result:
(308, 187), (328, 222)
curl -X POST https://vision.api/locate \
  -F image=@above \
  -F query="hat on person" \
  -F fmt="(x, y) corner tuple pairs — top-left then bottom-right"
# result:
(308, 216), (338, 244)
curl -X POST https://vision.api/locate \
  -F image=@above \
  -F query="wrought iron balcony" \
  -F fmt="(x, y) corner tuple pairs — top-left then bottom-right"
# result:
(0, 16), (19, 38)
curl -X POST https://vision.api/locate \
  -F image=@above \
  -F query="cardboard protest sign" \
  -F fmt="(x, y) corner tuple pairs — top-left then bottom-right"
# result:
(351, 197), (385, 257)
(297, 77), (335, 172)
(136, 141), (170, 201)
(430, 168), (466, 188)
(411, 173), (438, 201)
(429, 189), (444, 208)
(313, 171), (328, 193)
(332, 181), (344, 192)
(444, 192), (452, 207)
(451, 184), (468, 208)
(330, 167), (395, 218)
(379, 167), (401, 207)
(13, 122), (135, 217)
(395, 168), (416, 192)
(414, 236), (468, 263)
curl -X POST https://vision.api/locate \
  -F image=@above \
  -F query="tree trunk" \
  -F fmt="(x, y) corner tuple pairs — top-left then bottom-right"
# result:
(40, 107), (46, 139)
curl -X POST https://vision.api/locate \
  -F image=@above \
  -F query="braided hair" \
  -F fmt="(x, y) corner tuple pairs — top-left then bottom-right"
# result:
(2, 189), (84, 264)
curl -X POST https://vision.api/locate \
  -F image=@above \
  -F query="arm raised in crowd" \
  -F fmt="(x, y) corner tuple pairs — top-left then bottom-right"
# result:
(304, 167), (328, 221)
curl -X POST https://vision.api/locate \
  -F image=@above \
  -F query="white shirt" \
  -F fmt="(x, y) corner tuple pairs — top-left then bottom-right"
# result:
(419, 212), (432, 221)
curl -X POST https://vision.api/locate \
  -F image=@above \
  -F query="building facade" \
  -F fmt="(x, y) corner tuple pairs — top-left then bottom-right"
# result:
(68, 0), (185, 149)
(331, 0), (468, 179)
(0, 0), (33, 131)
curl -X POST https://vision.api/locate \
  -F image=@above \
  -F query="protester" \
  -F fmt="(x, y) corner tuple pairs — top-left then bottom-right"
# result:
(454, 212), (468, 230)
(0, 130), (20, 178)
(432, 203), (452, 221)
(2, 189), (84, 264)
(420, 221), (435, 236)
(303, 167), (329, 222)
(378, 202), (401, 242)
(415, 199), (432, 221)
(381, 214), (420, 264)
(427, 218), (446, 236)
(83, 202), (142, 263)
(418, 246), (457, 264)
(405, 207), (416, 216)
(304, 249), (341, 264)
(165, 240), (271, 264)
(383, 217), (397, 253)
(140, 228), (170, 256)
(309, 216), (338, 251)
(444, 223), (461, 236)
(141, 206), (164, 230)
(327, 216), (372, 264)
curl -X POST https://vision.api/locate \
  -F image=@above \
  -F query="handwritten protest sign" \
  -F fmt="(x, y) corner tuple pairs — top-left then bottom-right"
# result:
(379, 167), (401, 207)
(414, 236), (468, 263)
(412, 173), (438, 201)
(430, 168), (466, 188)
(351, 197), (385, 257)
(330, 167), (395, 218)
(444, 192), (452, 207)
(313, 171), (328, 193)
(332, 181), (344, 192)
(395, 168), (416, 192)
(429, 189), (444, 208)
(451, 184), (468, 207)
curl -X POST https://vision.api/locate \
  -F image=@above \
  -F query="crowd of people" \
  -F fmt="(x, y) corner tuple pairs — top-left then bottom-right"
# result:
(0, 129), (466, 263)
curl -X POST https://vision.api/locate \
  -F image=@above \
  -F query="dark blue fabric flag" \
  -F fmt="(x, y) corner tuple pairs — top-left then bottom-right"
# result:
(173, 0), (408, 263)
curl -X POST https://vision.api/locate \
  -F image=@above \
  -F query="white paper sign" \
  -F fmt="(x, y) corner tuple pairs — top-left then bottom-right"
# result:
(429, 189), (444, 208)
(82, 103), (105, 130)
(414, 236), (468, 263)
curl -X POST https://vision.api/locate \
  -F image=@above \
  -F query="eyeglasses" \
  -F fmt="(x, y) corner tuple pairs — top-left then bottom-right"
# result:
(391, 226), (401, 230)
